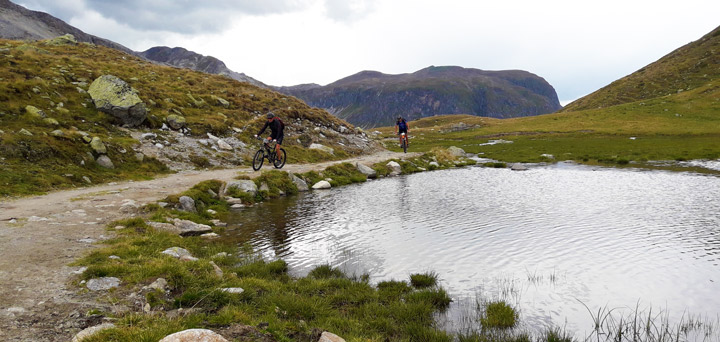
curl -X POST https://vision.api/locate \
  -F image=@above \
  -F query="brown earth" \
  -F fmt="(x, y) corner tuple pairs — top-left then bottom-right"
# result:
(0, 150), (417, 342)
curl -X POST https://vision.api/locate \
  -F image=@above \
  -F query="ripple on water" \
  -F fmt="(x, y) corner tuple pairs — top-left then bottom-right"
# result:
(225, 164), (720, 336)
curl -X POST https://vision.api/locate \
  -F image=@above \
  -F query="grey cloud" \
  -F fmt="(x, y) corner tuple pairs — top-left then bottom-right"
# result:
(324, 0), (377, 22)
(18, 0), (313, 34)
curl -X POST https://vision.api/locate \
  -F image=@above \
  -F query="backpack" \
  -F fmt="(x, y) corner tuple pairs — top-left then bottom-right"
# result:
(274, 117), (285, 131)
(398, 119), (407, 130)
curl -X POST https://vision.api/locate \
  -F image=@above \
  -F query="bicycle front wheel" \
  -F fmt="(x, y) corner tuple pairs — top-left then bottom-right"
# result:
(273, 148), (287, 169)
(252, 149), (264, 171)
(402, 140), (407, 153)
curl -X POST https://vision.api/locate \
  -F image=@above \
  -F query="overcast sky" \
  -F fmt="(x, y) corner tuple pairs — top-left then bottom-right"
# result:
(17, 0), (720, 105)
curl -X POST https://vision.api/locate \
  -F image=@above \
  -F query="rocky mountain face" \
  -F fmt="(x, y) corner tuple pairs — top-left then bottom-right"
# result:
(139, 46), (267, 88)
(562, 25), (720, 112)
(275, 66), (562, 128)
(0, 0), (134, 55)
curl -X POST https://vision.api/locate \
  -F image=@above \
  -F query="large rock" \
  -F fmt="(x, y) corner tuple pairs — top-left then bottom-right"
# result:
(96, 155), (114, 169)
(44, 34), (78, 46)
(225, 180), (258, 196)
(86, 277), (120, 291)
(447, 146), (466, 157)
(88, 75), (147, 127)
(356, 163), (376, 179)
(166, 114), (186, 130)
(319, 332), (346, 342)
(172, 219), (213, 236)
(289, 173), (309, 192)
(25, 105), (46, 118)
(178, 196), (197, 213)
(312, 180), (331, 189)
(387, 161), (402, 176)
(90, 137), (107, 154)
(71, 323), (116, 342)
(309, 143), (334, 155)
(159, 329), (228, 342)
(161, 247), (198, 261)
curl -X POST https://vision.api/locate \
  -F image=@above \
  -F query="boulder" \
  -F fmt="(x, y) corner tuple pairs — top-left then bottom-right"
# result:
(44, 34), (78, 46)
(447, 146), (466, 157)
(86, 277), (121, 291)
(88, 75), (147, 127)
(309, 143), (334, 155)
(312, 180), (331, 189)
(148, 221), (180, 235)
(221, 288), (245, 294)
(161, 247), (198, 261)
(387, 161), (402, 176)
(19, 128), (33, 136)
(50, 129), (64, 137)
(319, 332), (346, 342)
(225, 180), (258, 196)
(90, 137), (107, 154)
(71, 323), (116, 342)
(356, 163), (376, 179)
(96, 155), (114, 169)
(166, 114), (186, 130)
(211, 95), (230, 108)
(510, 163), (528, 171)
(42, 117), (59, 126)
(217, 139), (233, 150)
(178, 196), (197, 213)
(159, 329), (229, 342)
(289, 173), (309, 192)
(25, 105), (46, 118)
(172, 219), (213, 236)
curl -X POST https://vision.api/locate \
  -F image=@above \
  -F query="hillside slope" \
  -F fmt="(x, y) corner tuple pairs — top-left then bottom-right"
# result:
(275, 66), (562, 128)
(562, 25), (720, 111)
(0, 0), (135, 55)
(139, 46), (267, 88)
(0, 37), (375, 197)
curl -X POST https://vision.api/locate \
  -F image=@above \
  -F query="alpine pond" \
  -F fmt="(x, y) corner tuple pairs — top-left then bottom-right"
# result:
(224, 162), (720, 337)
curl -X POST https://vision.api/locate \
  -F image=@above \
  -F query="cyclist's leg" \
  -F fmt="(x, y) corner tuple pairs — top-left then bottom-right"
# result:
(275, 134), (284, 158)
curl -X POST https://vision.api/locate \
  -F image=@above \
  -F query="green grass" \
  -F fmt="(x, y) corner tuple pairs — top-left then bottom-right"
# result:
(373, 80), (720, 168)
(480, 301), (518, 329)
(75, 217), (455, 341)
(0, 38), (364, 198)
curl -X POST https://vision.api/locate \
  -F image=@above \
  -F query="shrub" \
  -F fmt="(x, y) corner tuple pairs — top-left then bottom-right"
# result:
(410, 272), (438, 288)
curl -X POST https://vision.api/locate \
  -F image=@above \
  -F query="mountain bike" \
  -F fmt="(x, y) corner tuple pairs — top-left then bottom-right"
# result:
(252, 137), (286, 171)
(399, 132), (409, 153)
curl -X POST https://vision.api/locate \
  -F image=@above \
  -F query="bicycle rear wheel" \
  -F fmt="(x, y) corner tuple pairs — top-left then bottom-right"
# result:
(252, 149), (264, 171)
(273, 148), (287, 169)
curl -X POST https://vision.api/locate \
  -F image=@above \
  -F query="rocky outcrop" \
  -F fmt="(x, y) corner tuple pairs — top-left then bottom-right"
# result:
(88, 75), (147, 127)
(159, 329), (229, 342)
(276, 66), (562, 127)
(139, 46), (267, 88)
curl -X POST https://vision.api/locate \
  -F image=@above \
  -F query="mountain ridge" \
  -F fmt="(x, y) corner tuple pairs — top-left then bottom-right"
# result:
(275, 66), (562, 128)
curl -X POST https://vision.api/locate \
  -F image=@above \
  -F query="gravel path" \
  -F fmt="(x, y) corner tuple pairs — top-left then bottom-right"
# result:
(0, 150), (417, 341)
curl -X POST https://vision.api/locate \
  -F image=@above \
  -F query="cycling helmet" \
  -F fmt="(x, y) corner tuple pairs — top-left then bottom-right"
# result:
(266, 112), (275, 119)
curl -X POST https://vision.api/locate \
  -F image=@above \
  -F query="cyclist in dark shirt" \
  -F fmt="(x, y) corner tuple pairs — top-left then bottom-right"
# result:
(395, 116), (409, 147)
(254, 112), (284, 159)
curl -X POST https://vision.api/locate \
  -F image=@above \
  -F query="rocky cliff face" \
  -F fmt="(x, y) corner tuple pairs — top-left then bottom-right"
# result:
(275, 66), (562, 128)
(0, 0), (134, 55)
(139, 46), (267, 88)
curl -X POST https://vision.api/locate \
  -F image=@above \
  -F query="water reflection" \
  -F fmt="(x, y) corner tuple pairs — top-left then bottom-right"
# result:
(224, 163), (720, 336)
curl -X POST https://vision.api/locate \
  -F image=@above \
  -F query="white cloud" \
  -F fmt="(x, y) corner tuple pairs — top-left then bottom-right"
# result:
(14, 0), (720, 103)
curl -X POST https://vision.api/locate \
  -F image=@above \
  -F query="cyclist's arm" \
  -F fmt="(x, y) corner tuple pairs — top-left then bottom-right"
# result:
(257, 121), (269, 136)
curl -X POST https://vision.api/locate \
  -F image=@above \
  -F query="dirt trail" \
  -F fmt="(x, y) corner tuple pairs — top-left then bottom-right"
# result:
(0, 150), (417, 341)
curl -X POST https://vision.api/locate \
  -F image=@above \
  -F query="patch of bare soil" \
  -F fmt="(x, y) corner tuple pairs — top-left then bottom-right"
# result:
(0, 150), (417, 341)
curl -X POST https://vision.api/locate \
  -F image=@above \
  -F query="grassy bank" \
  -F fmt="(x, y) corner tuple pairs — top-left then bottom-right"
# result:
(375, 83), (720, 167)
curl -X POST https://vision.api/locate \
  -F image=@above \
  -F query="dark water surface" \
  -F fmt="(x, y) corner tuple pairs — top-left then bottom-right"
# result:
(225, 162), (720, 336)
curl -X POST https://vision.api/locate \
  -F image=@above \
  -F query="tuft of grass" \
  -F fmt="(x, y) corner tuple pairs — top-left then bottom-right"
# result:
(410, 271), (438, 288)
(307, 264), (346, 279)
(480, 301), (518, 329)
